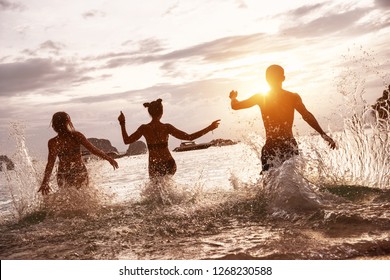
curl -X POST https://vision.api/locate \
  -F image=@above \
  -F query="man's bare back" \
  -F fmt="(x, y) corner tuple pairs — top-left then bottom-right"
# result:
(229, 65), (335, 171)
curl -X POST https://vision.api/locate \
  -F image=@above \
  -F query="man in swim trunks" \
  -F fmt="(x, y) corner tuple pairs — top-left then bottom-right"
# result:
(229, 64), (336, 172)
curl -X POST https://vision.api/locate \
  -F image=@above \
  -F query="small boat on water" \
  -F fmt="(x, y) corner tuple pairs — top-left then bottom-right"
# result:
(173, 141), (212, 152)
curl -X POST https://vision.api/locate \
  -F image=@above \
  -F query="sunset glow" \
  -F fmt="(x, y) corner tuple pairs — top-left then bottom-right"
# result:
(0, 0), (389, 156)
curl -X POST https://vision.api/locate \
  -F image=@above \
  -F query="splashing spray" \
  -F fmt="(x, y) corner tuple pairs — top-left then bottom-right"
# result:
(3, 122), (42, 220)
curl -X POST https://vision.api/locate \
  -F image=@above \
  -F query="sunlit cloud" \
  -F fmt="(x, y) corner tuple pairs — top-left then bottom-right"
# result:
(288, 3), (326, 17)
(0, 0), (389, 156)
(281, 8), (373, 37)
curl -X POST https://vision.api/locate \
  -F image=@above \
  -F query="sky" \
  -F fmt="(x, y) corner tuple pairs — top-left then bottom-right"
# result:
(1, 0), (389, 158)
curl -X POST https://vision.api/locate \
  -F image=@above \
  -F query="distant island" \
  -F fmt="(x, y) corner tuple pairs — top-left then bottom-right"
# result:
(209, 138), (238, 147)
(81, 138), (147, 159)
(126, 141), (147, 156)
(81, 138), (122, 159)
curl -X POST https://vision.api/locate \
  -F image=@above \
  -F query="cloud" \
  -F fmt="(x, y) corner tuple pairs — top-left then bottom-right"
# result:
(88, 37), (166, 68)
(39, 40), (66, 55)
(82, 9), (106, 19)
(137, 38), (165, 53)
(280, 2), (390, 38)
(162, 2), (179, 16)
(21, 40), (66, 56)
(348, 19), (390, 36)
(103, 32), (291, 70)
(235, 0), (247, 9)
(0, 0), (23, 11)
(375, 0), (390, 8)
(51, 77), (234, 106)
(155, 35), (265, 62)
(89, 31), (299, 82)
(288, 3), (326, 17)
(0, 58), (87, 96)
(281, 8), (372, 37)
(3, 42), (94, 96)
(15, 24), (30, 35)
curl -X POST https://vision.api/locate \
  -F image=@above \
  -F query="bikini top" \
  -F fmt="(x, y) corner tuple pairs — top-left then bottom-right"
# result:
(58, 146), (81, 157)
(147, 142), (168, 150)
(55, 137), (80, 156)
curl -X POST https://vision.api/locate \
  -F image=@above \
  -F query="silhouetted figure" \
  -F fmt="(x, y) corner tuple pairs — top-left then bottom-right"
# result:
(372, 85), (390, 121)
(118, 99), (220, 179)
(229, 65), (336, 172)
(39, 112), (119, 195)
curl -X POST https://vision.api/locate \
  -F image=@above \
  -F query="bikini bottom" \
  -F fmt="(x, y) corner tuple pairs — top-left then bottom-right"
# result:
(57, 165), (89, 189)
(149, 159), (177, 178)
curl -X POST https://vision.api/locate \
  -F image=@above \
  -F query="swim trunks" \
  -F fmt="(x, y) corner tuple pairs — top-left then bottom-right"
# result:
(261, 138), (299, 171)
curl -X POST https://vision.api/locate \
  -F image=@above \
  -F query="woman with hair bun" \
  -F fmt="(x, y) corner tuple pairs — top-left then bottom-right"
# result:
(39, 112), (119, 195)
(118, 99), (220, 179)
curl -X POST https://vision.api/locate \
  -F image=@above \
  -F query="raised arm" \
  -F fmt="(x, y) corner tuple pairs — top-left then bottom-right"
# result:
(74, 131), (119, 169)
(294, 94), (336, 149)
(229, 90), (260, 110)
(118, 111), (143, 145)
(168, 120), (220, 141)
(38, 139), (58, 195)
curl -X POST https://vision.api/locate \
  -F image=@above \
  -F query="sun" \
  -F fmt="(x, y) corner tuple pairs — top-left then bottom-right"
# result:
(259, 83), (270, 95)
(235, 70), (270, 98)
(251, 82), (270, 96)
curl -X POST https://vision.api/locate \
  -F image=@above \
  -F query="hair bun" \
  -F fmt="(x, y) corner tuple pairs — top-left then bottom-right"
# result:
(143, 102), (150, 108)
(156, 98), (162, 103)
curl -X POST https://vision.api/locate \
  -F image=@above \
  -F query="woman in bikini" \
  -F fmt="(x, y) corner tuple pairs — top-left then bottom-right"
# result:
(38, 112), (119, 195)
(118, 99), (220, 179)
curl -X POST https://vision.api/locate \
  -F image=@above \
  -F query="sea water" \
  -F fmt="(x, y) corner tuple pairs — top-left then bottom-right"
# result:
(0, 116), (389, 259)
(1, 52), (390, 259)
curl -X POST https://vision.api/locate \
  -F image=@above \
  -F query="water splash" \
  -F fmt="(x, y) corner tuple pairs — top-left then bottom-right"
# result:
(2, 122), (42, 220)
(300, 47), (390, 189)
(1, 123), (118, 221)
(314, 118), (389, 188)
(41, 185), (103, 218)
(140, 177), (197, 206)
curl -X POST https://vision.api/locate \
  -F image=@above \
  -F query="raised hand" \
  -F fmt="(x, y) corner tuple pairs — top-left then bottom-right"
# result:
(229, 90), (238, 100)
(118, 111), (126, 125)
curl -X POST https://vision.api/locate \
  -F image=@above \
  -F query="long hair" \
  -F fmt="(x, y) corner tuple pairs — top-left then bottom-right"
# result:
(51, 112), (75, 134)
(143, 98), (163, 118)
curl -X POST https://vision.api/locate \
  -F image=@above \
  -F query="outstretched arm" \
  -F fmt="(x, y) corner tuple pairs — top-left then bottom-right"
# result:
(118, 111), (143, 145)
(168, 120), (220, 141)
(229, 90), (260, 110)
(38, 140), (57, 195)
(74, 132), (119, 169)
(295, 95), (336, 149)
